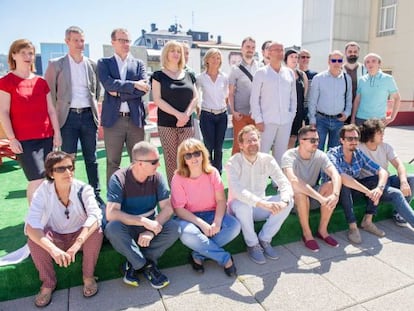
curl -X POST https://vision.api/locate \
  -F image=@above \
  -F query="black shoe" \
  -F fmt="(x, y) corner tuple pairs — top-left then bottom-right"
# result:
(189, 255), (204, 273)
(143, 261), (170, 289)
(224, 256), (237, 277)
(121, 261), (140, 287)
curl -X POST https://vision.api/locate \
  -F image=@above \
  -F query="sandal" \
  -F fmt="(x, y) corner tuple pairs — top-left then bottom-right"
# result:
(34, 288), (53, 308)
(83, 277), (98, 298)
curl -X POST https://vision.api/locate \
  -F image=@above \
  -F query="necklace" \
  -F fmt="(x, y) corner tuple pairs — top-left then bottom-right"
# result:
(56, 192), (70, 219)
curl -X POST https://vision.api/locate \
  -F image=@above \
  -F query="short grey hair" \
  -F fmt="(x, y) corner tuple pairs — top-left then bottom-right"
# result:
(65, 26), (84, 40)
(364, 52), (382, 64)
(132, 141), (158, 162)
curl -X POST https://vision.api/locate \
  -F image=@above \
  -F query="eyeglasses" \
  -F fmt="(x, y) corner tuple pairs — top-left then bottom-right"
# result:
(184, 150), (202, 160)
(301, 138), (319, 144)
(138, 158), (160, 165)
(115, 38), (131, 44)
(300, 55), (311, 59)
(330, 59), (343, 63)
(343, 136), (359, 142)
(53, 165), (74, 173)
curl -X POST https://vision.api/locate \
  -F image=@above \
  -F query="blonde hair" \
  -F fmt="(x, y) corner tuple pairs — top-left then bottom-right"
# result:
(203, 48), (222, 70)
(176, 138), (213, 177)
(161, 40), (185, 70)
(8, 39), (36, 72)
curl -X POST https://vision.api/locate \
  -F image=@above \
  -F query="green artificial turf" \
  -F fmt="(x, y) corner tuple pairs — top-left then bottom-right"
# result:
(0, 140), (411, 301)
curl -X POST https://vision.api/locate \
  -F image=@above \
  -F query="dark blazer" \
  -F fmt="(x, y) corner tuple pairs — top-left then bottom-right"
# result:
(44, 55), (100, 127)
(97, 55), (147, 128)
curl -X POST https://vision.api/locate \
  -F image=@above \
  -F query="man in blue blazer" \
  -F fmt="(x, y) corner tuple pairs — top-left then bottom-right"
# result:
(45, 26), (102, 202)
(97, 28), (150, 183)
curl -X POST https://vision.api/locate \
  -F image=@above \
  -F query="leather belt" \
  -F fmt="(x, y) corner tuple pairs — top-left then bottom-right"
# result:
(201, 107), (227, 115)
(119, 112), (131, 117)
(69, 107), (91, 114)
(317, 111), (341, 119)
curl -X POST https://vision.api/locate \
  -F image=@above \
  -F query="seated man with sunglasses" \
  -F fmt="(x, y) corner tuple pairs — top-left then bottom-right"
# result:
(226, 125), (294, 264)
(326, 124), (389, 244)
(281, 126), (342, 252)
(308, 50), (352, 151)
(104, 141), (179, 289)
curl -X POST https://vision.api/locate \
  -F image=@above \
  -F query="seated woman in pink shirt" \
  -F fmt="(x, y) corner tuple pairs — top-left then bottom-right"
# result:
(171, 138), (240, 276)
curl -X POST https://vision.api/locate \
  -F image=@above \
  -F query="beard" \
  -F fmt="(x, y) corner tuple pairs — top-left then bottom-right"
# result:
(347, 56), (358, 64)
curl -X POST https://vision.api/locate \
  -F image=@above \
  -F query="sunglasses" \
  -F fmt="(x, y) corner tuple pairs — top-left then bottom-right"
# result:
(330, 58), (343, 63)
(300, 55), (311, 59)
(53, 165), (74, 173)
(302, 138), (319, 144)
(343, 136), (359, 142)
(184, 150), (202, 160)
(138, 158), (160, 165)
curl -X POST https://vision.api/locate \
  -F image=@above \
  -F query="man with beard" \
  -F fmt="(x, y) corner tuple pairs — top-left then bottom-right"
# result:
(343, 42), (366, 124)
(226, 125), (294, 264)
(326, 124), (389, 244)
(282, 125), (341, 252)
(359, 119), (414, 227)
(228, 37), (259, 155)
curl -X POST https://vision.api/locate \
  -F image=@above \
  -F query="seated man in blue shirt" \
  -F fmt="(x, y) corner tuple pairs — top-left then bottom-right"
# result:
(326, 124), (388, 244)
(105, 141), (179, 289)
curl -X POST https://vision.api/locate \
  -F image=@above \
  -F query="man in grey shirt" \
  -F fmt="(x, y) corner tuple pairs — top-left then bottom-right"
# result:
(228, 37), (259, 155)
(308, 50), (352, 151)
(282, 125), (341, 252)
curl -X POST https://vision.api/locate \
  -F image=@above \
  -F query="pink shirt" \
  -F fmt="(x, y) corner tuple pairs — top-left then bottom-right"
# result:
(171, 168), (224, 213)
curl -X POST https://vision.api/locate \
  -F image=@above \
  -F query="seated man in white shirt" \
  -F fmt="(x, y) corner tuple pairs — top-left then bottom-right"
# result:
(359, 118), (414, 228)
(226, 125), (294, 264)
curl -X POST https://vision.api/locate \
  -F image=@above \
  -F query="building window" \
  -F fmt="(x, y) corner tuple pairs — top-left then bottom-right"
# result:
(157, 39), (163, 47)
(146, 38), (152, 47)
(378, 0), (397, 36)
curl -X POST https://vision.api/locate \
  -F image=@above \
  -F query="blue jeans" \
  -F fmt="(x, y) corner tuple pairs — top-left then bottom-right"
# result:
(200, 111), (228, 174)
(61, 109), (100, 195)
(381, 175), (414, 226)
(177, 211), (240, 266)
(316, 114), (343, 151)
(340, 176), (379, 224)
(104, 218), (180, 270)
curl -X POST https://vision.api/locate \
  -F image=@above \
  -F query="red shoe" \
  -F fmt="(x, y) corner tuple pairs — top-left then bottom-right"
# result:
(316, 232), (339, 248)
(302, 236), (319, 252)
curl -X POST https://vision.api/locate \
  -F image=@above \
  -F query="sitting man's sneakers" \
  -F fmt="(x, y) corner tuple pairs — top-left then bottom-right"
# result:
(393, 212), (408, 227)
(259, 240), (279, 259)
(122, 261), (140, 287)
(143, 261), (170, 289)
(247, 243), (266, 264)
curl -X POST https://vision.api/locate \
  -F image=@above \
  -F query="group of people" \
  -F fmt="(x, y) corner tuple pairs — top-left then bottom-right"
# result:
(0, 27), (413, 308)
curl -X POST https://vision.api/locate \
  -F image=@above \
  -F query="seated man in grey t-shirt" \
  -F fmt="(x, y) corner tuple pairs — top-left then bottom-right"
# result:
(281, 126), (342, 252)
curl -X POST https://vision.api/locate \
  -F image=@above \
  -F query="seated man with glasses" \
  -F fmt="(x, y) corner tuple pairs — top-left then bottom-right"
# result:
(326, 124), (389, 244)
(308, 50), (352, 151)
(104, 141), (179, 289)
(226, 125), (294, 264)
(281, 126), (342, 252)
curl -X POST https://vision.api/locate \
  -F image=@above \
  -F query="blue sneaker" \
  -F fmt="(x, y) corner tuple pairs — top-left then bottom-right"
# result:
(143, 262), (170, 289)
(122, 261), (140, 287)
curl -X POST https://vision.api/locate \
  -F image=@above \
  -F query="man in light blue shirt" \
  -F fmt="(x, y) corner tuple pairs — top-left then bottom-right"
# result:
(351, 53), (400, 126)
(308, 50), (352, 151)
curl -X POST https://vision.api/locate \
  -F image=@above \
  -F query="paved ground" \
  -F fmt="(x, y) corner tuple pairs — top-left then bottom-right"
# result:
(1, 126), (413, 311)
(1, 220), (414, 311)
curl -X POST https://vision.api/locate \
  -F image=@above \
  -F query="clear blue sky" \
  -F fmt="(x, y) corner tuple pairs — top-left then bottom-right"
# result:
(0, 0), (303, 60)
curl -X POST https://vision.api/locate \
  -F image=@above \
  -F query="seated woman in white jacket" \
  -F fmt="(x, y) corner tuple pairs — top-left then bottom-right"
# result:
(25, 151), (103, 307)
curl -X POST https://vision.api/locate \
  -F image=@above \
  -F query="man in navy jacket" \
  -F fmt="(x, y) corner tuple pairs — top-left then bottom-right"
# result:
(97, 28), (150, 183)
